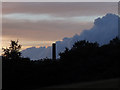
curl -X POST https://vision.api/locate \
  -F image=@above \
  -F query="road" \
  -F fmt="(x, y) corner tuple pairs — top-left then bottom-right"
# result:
(36, 78), (120, 89)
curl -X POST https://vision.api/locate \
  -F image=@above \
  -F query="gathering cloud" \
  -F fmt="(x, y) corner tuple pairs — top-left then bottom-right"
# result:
(21, 13), (119, 60)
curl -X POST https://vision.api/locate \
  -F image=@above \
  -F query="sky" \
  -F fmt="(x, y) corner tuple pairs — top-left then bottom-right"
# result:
(2, 2), (118, 50)
(1, 0), (120, 2)
(21, 13), (119, 60)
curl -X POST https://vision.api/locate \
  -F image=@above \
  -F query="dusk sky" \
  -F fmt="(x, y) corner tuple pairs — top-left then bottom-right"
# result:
(2, 2), (118, 50)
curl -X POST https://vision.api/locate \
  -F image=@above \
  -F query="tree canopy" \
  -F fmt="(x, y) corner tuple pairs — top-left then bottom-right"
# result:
(2, 40), (22, 60)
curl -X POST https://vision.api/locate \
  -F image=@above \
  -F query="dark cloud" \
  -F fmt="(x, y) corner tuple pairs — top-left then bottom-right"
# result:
(22, 13), (119, 60)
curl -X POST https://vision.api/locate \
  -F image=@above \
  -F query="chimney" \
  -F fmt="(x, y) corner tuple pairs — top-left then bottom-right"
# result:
(52, 43), (56, 60)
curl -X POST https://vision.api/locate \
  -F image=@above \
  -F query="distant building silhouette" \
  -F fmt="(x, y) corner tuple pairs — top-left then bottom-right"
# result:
(52, 43), (56, 60)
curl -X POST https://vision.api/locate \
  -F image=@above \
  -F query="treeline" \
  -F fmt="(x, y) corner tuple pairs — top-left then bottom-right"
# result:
(2, 37), (120, 90)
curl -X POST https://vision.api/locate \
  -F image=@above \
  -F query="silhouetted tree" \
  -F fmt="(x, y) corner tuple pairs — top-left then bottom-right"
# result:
(59, 40), (99, 61)
(72, 40), (99, 49)
(2, 40), (22, 60)
(109, 37), (120, 45)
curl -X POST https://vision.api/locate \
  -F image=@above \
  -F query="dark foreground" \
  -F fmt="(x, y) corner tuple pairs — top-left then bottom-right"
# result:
(2, 38), (120, 90)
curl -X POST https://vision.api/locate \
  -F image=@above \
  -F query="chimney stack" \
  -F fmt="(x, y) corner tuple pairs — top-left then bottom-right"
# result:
(52, 43), (56, 60)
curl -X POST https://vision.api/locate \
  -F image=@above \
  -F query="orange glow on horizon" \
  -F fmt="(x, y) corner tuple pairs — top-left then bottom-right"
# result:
(2, 36), (57, 51)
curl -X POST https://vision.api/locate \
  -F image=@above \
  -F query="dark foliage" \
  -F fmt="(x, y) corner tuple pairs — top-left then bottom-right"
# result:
(2, 40), (22, 61)
(2, 38), (120, 90)
(59, 40), (99, 62)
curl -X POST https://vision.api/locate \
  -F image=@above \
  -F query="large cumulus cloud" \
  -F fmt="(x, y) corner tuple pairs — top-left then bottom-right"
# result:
(21, 13), (119, 60)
